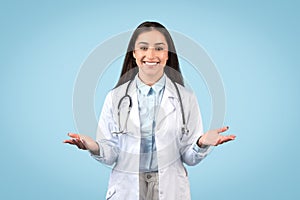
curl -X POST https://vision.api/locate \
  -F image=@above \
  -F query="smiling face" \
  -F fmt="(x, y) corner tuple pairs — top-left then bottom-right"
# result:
(133, 30), (169, 85)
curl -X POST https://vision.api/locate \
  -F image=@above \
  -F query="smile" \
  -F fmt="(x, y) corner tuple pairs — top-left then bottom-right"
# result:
(143, 61), (159, 66)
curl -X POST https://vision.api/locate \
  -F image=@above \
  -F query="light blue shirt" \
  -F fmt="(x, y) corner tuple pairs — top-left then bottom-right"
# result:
(136, 74), (166, 172)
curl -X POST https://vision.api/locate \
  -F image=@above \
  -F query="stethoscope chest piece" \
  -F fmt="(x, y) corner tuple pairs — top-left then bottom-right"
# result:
(182, 126), (189, 135)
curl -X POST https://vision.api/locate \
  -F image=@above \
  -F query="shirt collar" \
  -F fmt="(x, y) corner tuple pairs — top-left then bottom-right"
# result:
(136, 74), (166, 95)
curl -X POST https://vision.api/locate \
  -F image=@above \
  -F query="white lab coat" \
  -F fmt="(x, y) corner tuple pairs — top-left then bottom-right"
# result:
(92, 75), (210, 200)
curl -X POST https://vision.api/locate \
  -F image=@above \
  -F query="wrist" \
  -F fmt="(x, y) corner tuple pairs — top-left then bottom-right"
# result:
(197, 136), (209, 148)
(90, 142), (100, 155)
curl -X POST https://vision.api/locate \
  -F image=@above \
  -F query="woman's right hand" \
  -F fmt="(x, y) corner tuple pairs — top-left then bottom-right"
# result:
(63, 133), (100, 155)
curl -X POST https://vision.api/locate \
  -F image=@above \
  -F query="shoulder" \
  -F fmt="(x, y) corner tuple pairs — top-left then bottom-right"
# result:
(105, 80), (132, 104)
(175, 82), (194, 96)
(165, 75), (195, 99)
(108, 81), (130, 96)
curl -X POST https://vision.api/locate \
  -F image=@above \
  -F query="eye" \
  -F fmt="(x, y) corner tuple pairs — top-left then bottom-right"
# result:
(140, 46), (148, 51)
(155, 47), (164, 51)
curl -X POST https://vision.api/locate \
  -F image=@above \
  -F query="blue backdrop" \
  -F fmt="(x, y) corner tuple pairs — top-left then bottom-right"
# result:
(1, 0), (299, 199)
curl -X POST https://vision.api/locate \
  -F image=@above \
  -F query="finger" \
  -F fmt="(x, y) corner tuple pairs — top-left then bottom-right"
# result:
(72, 139), (87, 150)
(228, 135), (236, 139)
(217, 126), (229, 133)
(73, 139), (85, 149)
(72, 140), (83, 149)
(216, 136), (226, 145)
(63, 140), (76, 144)
(223, 135), (236, 140)
(218, 135), (236, 145)
(68, 133), (80, 139)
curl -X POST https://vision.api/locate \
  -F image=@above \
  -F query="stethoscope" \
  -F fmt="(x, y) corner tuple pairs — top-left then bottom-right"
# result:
(112, 78), (189, 135)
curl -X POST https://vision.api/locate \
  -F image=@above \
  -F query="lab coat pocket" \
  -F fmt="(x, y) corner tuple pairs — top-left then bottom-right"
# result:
(106, 186), (116, 200)
(178, 171), (190, 199)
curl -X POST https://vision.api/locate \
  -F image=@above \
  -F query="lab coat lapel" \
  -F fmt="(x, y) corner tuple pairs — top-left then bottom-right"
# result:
(156, 77), (177, 130)
(126, 79), (141, 136)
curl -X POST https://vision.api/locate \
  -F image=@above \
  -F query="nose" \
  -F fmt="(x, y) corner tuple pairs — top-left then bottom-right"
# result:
(146, 48), (155, 59)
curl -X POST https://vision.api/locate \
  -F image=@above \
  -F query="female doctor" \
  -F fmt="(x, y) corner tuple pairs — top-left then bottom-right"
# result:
(64, 21), (236, 200)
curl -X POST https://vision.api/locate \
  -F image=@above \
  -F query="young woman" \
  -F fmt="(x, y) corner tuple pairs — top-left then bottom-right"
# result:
(64, 21), (236, 200)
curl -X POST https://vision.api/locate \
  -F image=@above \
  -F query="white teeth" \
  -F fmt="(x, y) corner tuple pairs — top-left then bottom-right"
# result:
(145, 62), (158, 66)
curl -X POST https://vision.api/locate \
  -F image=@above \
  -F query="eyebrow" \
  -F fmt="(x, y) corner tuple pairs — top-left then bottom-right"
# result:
(137, 42), (166, 45)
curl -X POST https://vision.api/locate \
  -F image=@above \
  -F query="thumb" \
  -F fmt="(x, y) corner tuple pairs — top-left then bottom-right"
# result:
(217, 126), (229, 133)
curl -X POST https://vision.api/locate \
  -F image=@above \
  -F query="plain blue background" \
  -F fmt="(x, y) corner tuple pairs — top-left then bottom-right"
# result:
(1, 0), (299, 199)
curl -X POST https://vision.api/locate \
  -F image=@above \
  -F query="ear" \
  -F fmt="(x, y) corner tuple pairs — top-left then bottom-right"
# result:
(133, 51), (136, 59)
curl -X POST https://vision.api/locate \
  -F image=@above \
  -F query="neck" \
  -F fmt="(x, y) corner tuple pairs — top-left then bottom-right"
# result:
(138, 73), (163, 86)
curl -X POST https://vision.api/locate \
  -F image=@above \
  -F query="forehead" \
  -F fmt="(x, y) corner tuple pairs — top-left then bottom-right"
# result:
(135, 30), (167, 45)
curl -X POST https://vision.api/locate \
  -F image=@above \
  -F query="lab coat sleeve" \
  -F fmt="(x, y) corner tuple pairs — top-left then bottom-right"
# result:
(91, 91), (120, 166)
(180, 92), (211, 166)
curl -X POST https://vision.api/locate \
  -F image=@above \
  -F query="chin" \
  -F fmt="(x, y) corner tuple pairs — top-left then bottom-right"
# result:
(143, 67), (163, 74)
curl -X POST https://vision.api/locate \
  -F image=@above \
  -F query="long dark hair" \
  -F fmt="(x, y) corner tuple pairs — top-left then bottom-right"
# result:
(115, 21), (184, 87)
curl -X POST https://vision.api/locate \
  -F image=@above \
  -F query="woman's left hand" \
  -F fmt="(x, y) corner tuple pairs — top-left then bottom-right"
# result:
(198, 126), (236, 146)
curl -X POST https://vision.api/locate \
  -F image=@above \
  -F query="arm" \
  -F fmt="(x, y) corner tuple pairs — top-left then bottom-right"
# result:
(92, 92), (120, 165)
(64, 92), (120, 166)
(180, 93), (236, 166)
(179, 93), (208, 166)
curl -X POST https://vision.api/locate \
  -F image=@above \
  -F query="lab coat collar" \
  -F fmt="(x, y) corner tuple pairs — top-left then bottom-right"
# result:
(127, 74), (178, 100)
(126, 75), (180, 135)
(136, 74), (166, 95)
(156, 76), (179, 128)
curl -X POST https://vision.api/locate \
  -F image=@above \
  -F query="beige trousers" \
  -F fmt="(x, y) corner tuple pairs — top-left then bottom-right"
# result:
(139, 172), (159, 200)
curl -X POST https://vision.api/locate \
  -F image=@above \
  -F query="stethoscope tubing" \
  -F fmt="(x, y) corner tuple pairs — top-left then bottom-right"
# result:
(113, 78), (188, 135)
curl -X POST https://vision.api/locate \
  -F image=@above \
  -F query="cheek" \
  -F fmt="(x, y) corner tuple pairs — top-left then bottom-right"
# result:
(161, 52), (168, 63)
(134, 52), (145, 61)
(134, 54), (144, 66)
